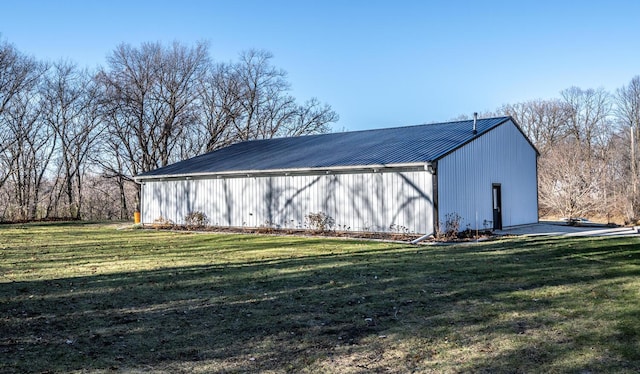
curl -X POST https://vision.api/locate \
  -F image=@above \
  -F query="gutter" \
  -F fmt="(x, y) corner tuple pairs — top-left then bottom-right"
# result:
(134, 162), (433, 182)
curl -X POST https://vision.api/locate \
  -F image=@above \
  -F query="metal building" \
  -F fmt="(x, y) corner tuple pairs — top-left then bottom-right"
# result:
(135, 116), (538, 234)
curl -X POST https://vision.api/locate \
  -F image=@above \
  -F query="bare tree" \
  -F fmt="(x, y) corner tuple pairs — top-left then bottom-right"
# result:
(561, 87), (611, 154)
(198, 62), (244, 151)
(198, 49), (338, 152)
(499, 99), (572, 152)
(41, 61), (103, 219)
(548, 87), (612, 220)
(497, 90), (613, 221)
(232, 50), (293, 141)
(538, 140), (601, 220)
(283, 98), (338, 137)
(0, 40), (43, 116)
(95, 41), (210, 217)
(1, 88), (56, 220)
(0, 40), (46, 191)
(614, 76), (640, 220)
(0, 39), (339, 222)
(94, 132), (136, 220)
(97, 41), (209, 175)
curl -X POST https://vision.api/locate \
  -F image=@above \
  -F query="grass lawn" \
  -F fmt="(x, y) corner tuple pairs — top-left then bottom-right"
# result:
(1, 222), (639, 373)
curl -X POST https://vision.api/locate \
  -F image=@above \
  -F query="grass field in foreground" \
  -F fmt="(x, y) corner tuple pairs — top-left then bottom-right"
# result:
(1, 222), (639, 373)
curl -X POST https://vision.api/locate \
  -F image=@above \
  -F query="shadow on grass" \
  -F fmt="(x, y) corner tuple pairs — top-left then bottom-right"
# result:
(2, 234), (640, 373)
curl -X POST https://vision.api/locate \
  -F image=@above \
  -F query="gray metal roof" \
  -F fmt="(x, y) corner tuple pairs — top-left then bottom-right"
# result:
(137, 116), (514, 179)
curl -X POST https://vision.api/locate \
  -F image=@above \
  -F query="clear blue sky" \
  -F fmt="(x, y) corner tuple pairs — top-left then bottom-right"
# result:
(2, 0), (639, 131)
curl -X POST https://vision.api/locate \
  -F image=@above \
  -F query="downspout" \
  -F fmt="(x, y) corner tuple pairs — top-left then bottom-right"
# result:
(411, 161), (438, 244)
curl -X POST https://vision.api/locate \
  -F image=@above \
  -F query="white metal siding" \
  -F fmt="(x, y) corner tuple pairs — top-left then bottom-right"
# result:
(438, 120), (538, 230)
(141, 170), (434, 234)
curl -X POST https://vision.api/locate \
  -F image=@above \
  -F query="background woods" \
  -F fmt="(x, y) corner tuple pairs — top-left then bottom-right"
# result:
(0, 40), (338, 221)
(498, 84), (640, 224)
(1, 37), (639, 224)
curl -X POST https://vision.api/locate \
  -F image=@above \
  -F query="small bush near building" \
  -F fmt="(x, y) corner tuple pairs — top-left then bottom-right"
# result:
(305, 212), (335, 233)
(436, 212), (462, 240)
(185, 211), (209, 228)
(152, 216), (174, 230)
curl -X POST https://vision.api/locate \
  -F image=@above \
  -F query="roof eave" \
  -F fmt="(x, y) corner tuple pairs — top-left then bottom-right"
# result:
(134, 162), (432, 182)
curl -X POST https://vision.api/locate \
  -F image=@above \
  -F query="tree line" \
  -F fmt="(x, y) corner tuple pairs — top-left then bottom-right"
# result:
(0, 40), (338, 221)
(2, 37), (639, 225)
(489, 81), (640, 224)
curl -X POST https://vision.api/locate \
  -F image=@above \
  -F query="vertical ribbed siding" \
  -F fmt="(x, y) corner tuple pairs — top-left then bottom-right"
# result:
(140, 170), (434, 234)
(437, 120), (538, 230)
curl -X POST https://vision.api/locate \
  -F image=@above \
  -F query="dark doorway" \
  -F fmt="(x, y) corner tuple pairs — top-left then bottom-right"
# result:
(492, 184), (502, 230)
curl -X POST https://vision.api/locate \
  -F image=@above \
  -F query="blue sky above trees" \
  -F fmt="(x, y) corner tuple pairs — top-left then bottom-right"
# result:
(3, 0), (640, 131)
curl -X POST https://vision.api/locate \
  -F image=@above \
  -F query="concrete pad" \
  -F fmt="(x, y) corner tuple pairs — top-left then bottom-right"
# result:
(496, 221), (640, 237)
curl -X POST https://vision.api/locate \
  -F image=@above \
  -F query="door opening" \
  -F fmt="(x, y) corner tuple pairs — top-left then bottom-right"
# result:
(492, 184), (502, 230)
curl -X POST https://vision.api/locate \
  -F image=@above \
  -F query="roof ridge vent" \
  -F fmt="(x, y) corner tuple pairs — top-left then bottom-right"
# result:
(473, 112), (478, 135)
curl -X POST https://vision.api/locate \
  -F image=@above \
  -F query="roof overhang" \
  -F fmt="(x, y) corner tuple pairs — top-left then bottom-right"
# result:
(134, 162), (433, 182)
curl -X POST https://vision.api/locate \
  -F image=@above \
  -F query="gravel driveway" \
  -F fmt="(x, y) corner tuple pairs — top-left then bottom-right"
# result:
(496, 221), (640, 237)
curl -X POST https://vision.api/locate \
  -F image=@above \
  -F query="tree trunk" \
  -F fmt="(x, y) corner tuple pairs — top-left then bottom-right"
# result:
(119, 176), (128, 220)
